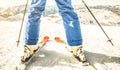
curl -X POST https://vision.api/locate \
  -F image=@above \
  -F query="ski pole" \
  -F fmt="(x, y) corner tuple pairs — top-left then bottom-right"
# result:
(80, 0), (114, 46)
(16, 0), (29, 47)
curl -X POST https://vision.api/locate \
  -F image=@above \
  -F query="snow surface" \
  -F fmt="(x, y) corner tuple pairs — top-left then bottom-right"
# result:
(0, 0), (120, 70)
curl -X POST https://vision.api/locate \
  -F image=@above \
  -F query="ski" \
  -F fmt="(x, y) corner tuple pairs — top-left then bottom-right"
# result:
(21, 36), (49, 65)
(54, 37), (89, 66)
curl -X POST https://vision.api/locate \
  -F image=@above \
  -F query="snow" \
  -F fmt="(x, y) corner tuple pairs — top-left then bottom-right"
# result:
(0, 0), (120, 70)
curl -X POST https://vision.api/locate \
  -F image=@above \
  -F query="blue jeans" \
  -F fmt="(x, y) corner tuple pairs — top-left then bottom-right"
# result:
(24, 0), (82, 46)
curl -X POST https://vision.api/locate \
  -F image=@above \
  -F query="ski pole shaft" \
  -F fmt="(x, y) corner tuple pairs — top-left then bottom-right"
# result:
(81, 0), (114, 46)
(16, 0), (29, 47)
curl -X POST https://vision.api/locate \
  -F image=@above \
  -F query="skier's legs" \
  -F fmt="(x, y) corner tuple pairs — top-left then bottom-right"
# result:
(24, 0), (46, 45)
(55, 0), (87, 63)
(55, 0), (82, 46)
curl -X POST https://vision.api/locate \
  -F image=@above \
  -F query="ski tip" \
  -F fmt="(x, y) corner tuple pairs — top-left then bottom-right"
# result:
(39, 36), (49, 44)
(43, 36), (49, 41)
(54, 37), (64, 43)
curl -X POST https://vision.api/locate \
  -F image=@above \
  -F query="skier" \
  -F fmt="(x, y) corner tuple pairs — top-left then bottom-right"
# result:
(21, 0), (87, 63)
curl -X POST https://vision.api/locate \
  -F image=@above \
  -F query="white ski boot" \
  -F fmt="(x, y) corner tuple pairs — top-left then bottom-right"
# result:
(54, 37), (89, 66)
(21, 45), (39, 63)
(21, 36), (49, 63)
(68, 46), (86, 62)
(68, 46), (89, 66)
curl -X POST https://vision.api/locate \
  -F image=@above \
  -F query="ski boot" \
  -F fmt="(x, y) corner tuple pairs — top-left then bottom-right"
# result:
(21, 45), (39, 63)
(68, 46), (89, 66)
(54, 37), (89, 66)
(21, 36), (49, 63)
